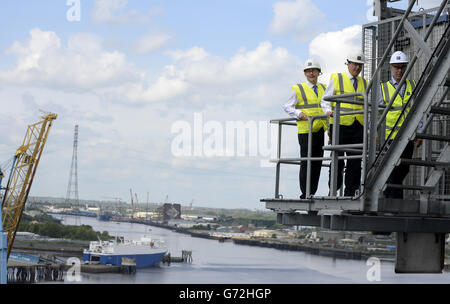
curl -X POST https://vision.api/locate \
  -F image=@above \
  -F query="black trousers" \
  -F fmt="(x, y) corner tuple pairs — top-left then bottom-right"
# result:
(328, 120), (363, 197)
(298, 128), (324, 199)
(384, 140), (414, 199)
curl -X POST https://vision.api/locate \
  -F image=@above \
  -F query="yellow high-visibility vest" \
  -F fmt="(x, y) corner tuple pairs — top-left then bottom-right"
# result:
(329, 73), (368, 126)
(292, 83), (327, 134)
(381, 79), (416, 139)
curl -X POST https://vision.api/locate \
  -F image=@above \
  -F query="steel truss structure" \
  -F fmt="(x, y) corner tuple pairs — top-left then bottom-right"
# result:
(262, 0), (450, 273)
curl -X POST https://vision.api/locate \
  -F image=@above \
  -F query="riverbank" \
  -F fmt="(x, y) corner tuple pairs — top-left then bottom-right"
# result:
(231, 238), (394, 261)
(12, 239), (87, 257)
(133, 219), (398, 262)
(39, 213), (400, 263)
(180, 227), (450, 271)
(22, 215), (449, 272)
(137, 220), (450, 271)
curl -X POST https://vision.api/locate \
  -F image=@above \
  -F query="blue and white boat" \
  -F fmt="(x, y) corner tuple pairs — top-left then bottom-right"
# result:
(83, 236), (167, 268)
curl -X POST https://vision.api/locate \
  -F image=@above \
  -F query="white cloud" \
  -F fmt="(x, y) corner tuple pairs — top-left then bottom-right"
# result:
(119, 42), (301, 106)
(166, 47), (210, 62)
(134, 32), (172, 54)
(269, 0), (326, 41)
(308, 25), (363, 82)
(226, 42), (294, 82)
(0, 29), (142, 91)
(180, 42), (298, 85)
(0, 28), (302, 109)
(116, 76), (189, 104)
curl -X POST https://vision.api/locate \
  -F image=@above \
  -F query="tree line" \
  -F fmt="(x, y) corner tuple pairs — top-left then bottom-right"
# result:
(18, 213), (110, 241)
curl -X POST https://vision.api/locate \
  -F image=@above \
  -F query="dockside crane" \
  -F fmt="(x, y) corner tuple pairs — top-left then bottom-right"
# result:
(0, 112), (57, 259)
(101, 196), (124, 214)
(146, 192), (150, 219)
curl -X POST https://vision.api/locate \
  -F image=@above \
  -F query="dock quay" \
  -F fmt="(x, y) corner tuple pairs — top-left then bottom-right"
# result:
(8, 236), (193, 280)
(6, 262), (137, 283)
(12, 240), (87, 258)
(232, 238), (448, 271)
(7, 263), (65, 284)
(231, 238), (395, 261)
(161, 250), (193, 264)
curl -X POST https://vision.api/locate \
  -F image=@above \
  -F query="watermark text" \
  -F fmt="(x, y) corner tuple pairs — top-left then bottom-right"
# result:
(366, 257), (381, 282)
(66, 257), (82, 282)
(67, 0), (81, 22)
(171, 113), (278, 167)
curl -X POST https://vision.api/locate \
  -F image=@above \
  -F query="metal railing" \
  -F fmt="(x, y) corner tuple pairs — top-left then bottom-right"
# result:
(270, 0), (449, 210)
(271, 100), (366, 200)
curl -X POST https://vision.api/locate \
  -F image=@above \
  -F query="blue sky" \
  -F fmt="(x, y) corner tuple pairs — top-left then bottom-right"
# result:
(0, 1), (370, 65)
(0, 0), (443, 210)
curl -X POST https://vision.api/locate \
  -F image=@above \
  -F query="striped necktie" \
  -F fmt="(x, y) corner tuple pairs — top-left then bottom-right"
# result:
(313, 85), (318, 96)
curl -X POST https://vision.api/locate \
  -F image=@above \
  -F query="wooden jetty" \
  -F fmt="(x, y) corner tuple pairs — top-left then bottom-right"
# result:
(7, 262), (65, 284)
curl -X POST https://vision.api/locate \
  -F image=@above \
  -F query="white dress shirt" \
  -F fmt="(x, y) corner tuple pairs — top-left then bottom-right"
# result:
(283, 80), (320, 119)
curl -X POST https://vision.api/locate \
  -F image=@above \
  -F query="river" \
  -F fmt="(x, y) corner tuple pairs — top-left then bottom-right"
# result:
(51, 215), (449, 284)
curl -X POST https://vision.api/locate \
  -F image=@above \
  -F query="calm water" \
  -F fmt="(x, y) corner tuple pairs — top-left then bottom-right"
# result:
(52, 215), (450, 284)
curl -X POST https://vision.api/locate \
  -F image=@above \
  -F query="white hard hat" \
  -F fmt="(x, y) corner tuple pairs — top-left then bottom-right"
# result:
(390, 51), (408, 64)
(303, 59), (321, 72)
(347, 52), (365, 64)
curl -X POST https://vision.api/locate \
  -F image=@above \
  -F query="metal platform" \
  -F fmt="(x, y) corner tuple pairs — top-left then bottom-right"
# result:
(262, 197), (450, 232)
(263, 197), (450, 216)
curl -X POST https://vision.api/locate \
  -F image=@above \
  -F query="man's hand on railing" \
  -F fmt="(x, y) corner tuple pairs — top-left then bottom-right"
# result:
(298, 113), (308, 121)
(326, 111), (333, 118)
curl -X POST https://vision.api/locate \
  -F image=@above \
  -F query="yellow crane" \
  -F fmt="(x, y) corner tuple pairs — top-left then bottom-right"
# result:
(1, 112), (57, 258)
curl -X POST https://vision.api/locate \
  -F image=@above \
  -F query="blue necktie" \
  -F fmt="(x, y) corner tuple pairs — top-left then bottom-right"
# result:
(352, 77), (358, 91)
(313, 85), (318, 96)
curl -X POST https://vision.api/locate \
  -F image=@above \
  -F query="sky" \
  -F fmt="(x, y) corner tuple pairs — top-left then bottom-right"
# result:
(0, 0), (443, 210)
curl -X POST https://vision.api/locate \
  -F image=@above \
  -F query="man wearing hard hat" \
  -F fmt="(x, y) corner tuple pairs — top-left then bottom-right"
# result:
(283, 59), (328, 199)
(321, 52), (368, 197)
(380, 51), (422, 199)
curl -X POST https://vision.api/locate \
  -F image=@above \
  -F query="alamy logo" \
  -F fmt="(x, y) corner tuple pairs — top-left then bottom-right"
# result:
(171, 113), (278, 167)
(366, 257), (381, 282)
(66, 0), (81, 22)
(66, 257), (82, 282)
